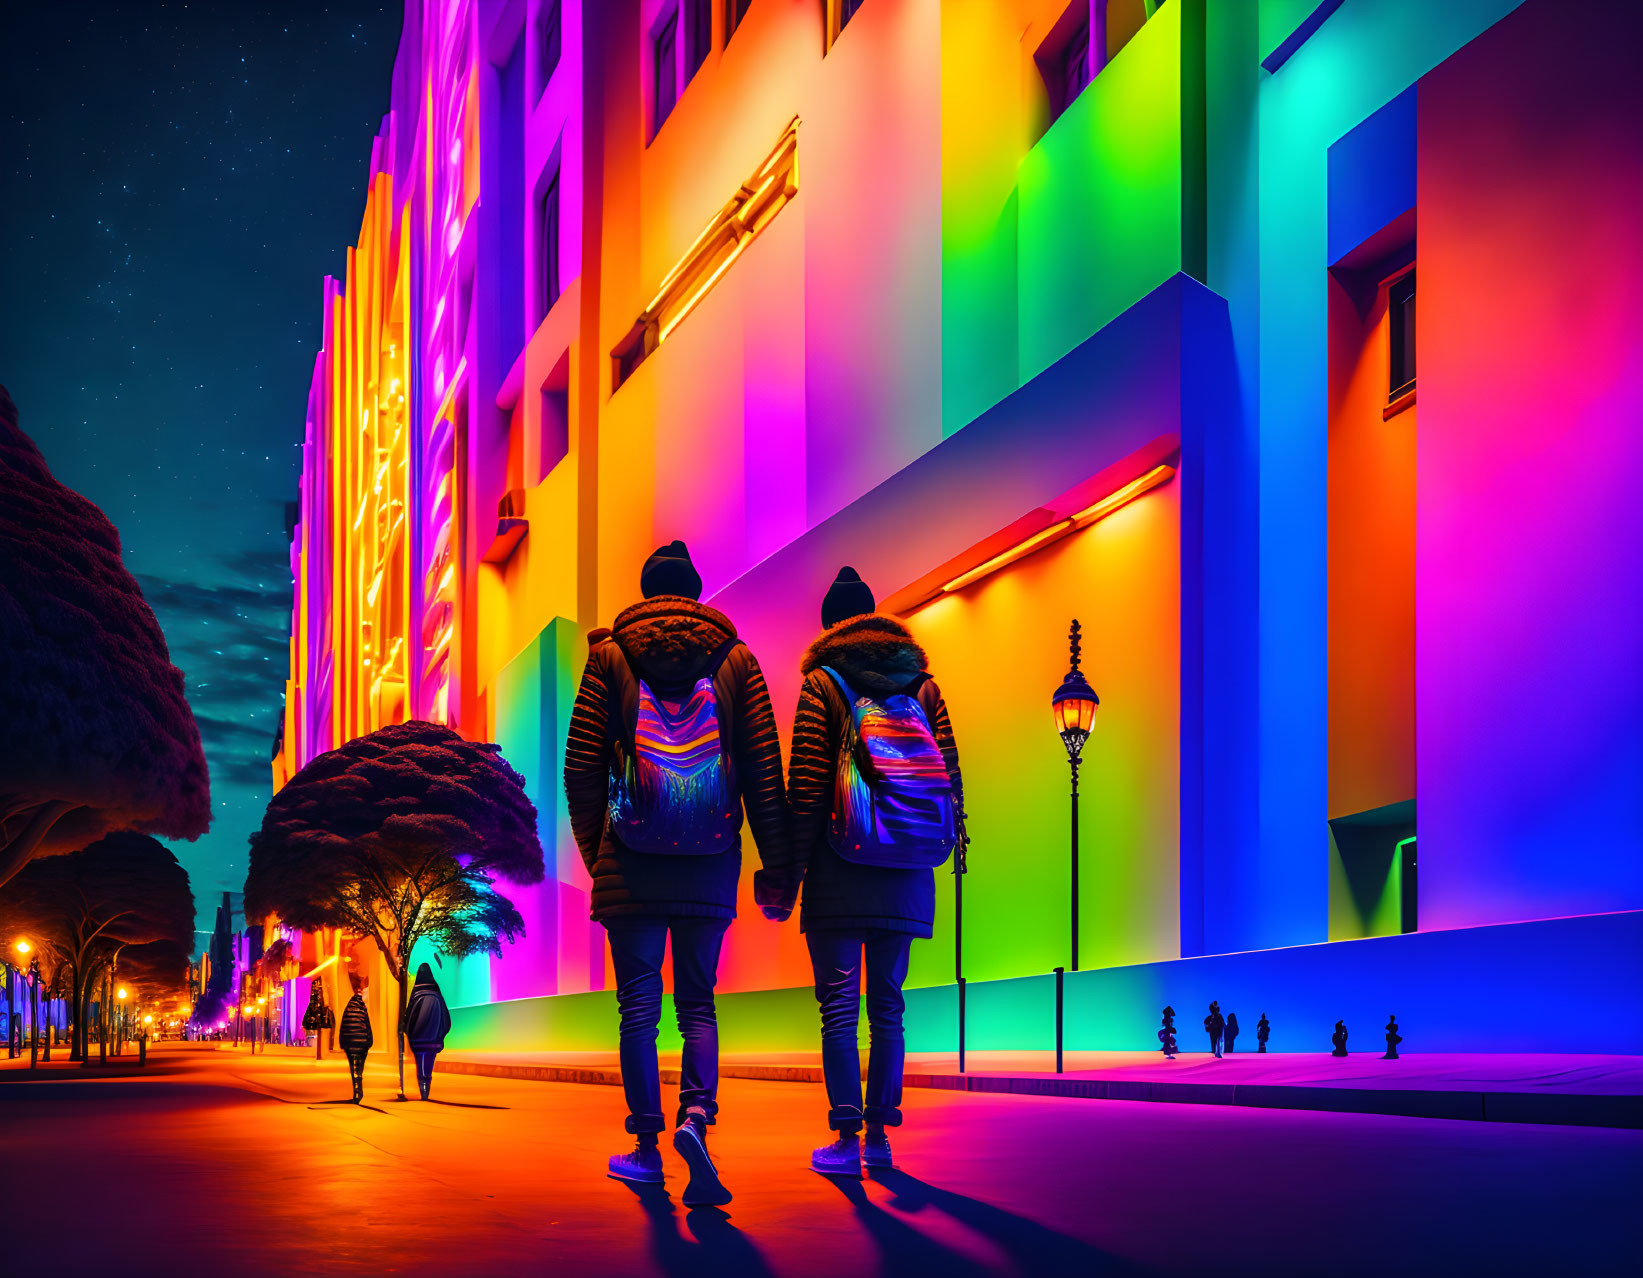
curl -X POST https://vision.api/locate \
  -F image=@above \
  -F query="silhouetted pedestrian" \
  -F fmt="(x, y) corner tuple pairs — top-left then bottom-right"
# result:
(1224, 1011), (1240, 1054)
(1205, 1001), (1225, 1057)
(1158, 1005), (1178, 1058)
(564, 541), (787, 1206)
(757, 569), (964, 1180)
(403, 963), (453, 1099)
(1382, 1014), (1402, 1060)
(1257, 1013), (1270, 1053)
(1331, 1019), (1349, 1057)
(339, 978), (373, 1102)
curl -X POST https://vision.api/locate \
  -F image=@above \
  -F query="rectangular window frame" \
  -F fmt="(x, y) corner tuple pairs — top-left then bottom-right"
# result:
(653, 7), (680, 137)
(539, 168), (561, 321)
(1387, 266), (1416, 402)
(537, 0), (562, 100)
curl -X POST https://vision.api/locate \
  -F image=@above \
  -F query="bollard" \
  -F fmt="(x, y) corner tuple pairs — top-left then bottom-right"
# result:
(139, 1036), (147, 1067)
(1054, 967), (1065, 1074)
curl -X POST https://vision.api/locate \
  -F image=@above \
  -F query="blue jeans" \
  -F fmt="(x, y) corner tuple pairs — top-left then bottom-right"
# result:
(806, 929), (913, 1133)
(605, 916), (728, 1136)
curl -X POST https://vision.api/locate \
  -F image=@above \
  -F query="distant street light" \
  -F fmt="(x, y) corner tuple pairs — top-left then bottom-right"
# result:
(15, 942), (42, 1070)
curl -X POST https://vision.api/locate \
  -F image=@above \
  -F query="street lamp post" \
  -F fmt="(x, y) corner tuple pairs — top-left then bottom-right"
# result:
(116, 986), (128, 1058)
(1051, 620), (1100, 974)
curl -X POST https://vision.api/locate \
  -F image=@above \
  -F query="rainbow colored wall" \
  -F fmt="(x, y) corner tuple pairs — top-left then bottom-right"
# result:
(274, 0), (1643, 1051)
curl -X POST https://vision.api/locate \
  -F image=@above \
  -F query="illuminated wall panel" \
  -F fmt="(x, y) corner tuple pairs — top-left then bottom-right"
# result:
(1416, 0), (1643, 927)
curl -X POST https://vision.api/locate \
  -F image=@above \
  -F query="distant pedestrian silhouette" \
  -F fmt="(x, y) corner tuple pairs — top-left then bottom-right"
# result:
(1382, 1014), (1402, 1060)
(339, 977), (373, 1102)
(1256, 1013), (1270, 1053)
(1224, 1012), (1240, 1054)
(1204, 1001), (1225, 1057)
(1331, 1020), (1349, 1057)
(403, 962), (453, 1099)
(1158, 1005), (1177, 1058)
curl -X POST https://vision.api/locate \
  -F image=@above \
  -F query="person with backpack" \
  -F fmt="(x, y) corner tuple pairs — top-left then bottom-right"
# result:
(755, 567), (963, 1178)
(403, 963), (453, 1100)
(564, 540), (787, 1206)
(339, 977), (373, 1103)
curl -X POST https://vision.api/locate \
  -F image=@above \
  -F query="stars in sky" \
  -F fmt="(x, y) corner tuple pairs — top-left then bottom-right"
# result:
(3, 1), (403, 934)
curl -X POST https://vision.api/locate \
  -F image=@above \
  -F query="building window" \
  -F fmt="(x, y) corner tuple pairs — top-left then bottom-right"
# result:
(538, 0), (561, 96)
(840, 0), (865, 29)
(685, 0), (712, 81)
(824, 0), (866, 52)
(1039, 1), (1157, 127)
(726, 0), (752, 42)
(654, 9), (679, 133)
(1057, 15), (1091, 115)
(1388, 268), (1416, 399)
(539, 170), (560, 318)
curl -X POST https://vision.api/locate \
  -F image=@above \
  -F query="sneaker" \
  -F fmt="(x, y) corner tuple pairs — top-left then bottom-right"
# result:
(811, 1134), (863, 1177)
(607, 1141), (664, 1185)
(673, 1120), (732, 1206)
(862, 1132), (894, 1169)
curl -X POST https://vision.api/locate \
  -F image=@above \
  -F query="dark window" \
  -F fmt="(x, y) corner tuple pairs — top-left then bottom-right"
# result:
(654, 11), (678, 133)
(840, 0), (865, 31)
(686, 0), (712, 81)
(1389, 269), (1416, 398)
(539, 171), (560, 316)
(539, 0), (561, 92)
(1060, 15), (1091, 115)
(726, 0), (752, 41)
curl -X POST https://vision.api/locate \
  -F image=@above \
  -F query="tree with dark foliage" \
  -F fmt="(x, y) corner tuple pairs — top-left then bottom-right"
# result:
(0, 385), (210, 889)
(0, 831), (194, 1058)
(246, 720), (542, 1097)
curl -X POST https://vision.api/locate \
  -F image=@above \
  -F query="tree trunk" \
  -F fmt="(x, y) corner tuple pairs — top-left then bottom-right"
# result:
(395, 965), (410, 1100)
(69, 964), (84, 1061)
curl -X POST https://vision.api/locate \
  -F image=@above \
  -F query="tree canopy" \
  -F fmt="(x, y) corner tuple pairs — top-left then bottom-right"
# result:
(0, 385), (211, 888)
(246, 719), (541, 1094)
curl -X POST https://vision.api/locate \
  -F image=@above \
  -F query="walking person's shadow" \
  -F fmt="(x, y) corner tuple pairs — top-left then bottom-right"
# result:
(619, 1180), (774, 1278)
(824, 1174), (993, 1277)
(864, 1167), (1138, 1275)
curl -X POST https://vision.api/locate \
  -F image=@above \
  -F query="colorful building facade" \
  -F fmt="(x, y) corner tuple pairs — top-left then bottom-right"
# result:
(274, 0), (1643, 1052)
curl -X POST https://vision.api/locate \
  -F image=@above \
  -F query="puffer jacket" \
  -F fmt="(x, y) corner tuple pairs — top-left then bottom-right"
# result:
(402, 967), (453, 1052)
(760, 614), (963, 937)
(338, 993), (373, 1056)
(563, 596), (787, 920)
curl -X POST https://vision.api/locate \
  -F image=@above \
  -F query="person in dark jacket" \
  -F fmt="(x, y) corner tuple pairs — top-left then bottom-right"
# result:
(1205, 1001), (1225, 1057)
(1224, 1011), (1240, 1054)
(755, 568), (963, 1178)
(403, 963), (453, 1100)
(339, 978), (374, 1103)
(563, 540), (787, 1205)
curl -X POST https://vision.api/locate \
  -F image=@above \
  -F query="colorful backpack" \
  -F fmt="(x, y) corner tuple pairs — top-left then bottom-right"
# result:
(607, 645), (741, 855)
(821, 666), (956, 869)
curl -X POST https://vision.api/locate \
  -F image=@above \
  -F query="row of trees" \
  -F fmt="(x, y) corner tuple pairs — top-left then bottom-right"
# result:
(0, 832), (195, 1058)
(247, 719), (544, 1096)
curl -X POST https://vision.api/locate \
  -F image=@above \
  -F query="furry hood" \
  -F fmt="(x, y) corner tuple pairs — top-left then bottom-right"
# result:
(801, 613), (927, 695)
(612, 595), (737, 686)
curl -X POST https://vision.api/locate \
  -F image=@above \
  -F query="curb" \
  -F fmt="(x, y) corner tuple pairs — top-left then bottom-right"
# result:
(432, 1058), (1643, 1130)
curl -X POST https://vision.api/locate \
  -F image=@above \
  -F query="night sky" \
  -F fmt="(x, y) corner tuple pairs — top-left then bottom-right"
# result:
(2, 2), (404, 936)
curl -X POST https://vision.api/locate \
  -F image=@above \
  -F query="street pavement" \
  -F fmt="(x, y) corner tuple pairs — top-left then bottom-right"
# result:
(1, 1042), (1638, 1277)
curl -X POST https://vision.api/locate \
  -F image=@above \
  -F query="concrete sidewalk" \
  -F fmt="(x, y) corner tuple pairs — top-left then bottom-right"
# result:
(430, 1047), (1643, 1129)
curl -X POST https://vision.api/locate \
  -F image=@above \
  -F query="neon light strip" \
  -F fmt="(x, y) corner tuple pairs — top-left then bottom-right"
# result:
(941, 465), (1176, 595)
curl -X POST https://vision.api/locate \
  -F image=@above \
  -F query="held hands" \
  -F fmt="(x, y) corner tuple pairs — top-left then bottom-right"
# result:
(753, 868), (798, 923)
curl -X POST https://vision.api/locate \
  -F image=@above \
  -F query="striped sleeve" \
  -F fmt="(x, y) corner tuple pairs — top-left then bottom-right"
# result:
(733, 649), (789, 869)
(782, 671), (839, 878)
(563, 653), (614, 871)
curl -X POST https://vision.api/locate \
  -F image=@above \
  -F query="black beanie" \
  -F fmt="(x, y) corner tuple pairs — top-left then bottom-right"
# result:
(640, 540), (703, 600)
(821, 566), (875, 629)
